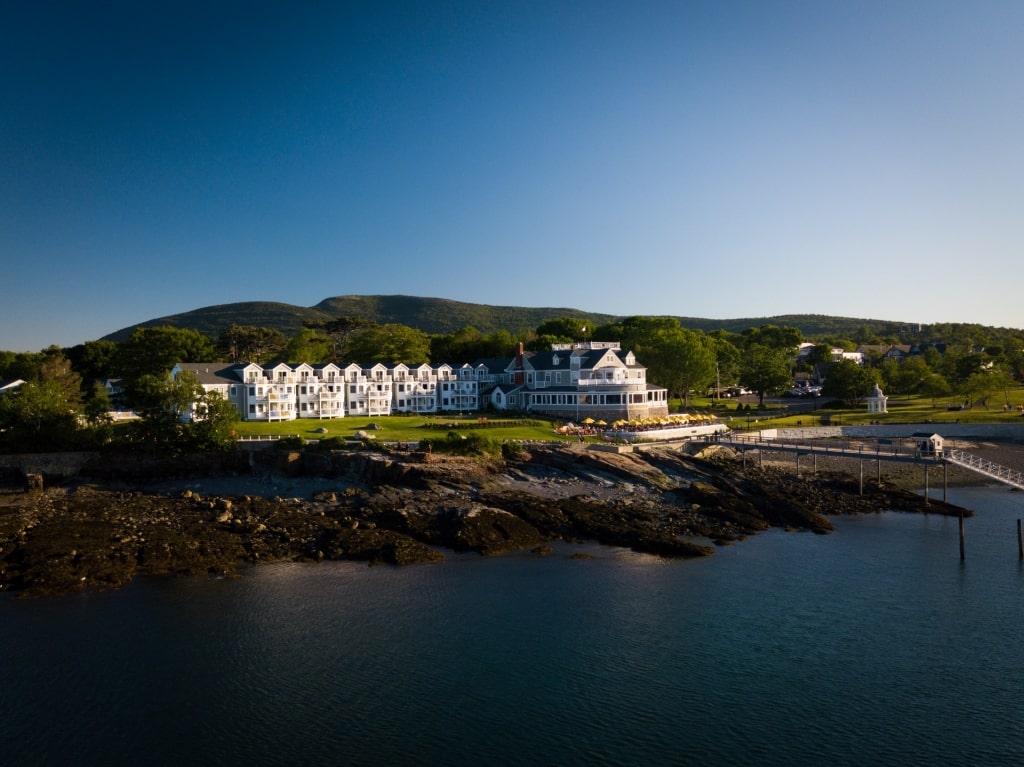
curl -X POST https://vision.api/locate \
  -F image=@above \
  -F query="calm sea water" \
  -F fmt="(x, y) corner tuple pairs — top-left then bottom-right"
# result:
(4, 487), (1024, 766)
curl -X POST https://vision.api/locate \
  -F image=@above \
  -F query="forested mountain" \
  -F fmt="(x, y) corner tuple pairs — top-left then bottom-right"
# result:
(101, 294), (1020, 346)
(102, 295), (613, 341)
(101, 302), (333, 342)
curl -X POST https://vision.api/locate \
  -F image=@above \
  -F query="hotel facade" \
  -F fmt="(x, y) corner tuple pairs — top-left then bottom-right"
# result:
(172, 341), (669, 424)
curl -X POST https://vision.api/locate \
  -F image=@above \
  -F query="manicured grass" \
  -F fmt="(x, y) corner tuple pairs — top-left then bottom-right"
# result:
(231, 414), (574, 443)
(206, 387), (1024, 444)
(725, 390), (1024, 430)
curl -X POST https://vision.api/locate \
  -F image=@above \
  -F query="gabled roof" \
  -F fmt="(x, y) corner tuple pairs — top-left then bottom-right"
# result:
(523, 350), (570, 371)
(473, 357), (514, 373)
(173, 362), (245, 386)
(524, 347), (626, 372)
(491, 384), (524, 395)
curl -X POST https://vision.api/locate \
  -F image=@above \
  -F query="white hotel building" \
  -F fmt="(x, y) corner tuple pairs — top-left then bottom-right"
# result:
(171, 341), (668, 423)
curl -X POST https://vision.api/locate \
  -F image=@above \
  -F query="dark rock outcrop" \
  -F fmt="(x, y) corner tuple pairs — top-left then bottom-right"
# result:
(0, 442), (970, 597)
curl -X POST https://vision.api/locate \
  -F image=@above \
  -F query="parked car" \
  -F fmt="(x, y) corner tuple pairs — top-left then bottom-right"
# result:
(782, 387), (821, 398)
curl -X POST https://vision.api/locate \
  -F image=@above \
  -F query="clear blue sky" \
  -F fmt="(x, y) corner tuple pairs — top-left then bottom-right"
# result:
(3, 1), (1022, 351)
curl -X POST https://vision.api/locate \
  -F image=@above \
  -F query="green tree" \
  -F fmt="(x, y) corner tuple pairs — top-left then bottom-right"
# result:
(117, 327), (217, 384)
(480, 330), (522, 359)
(217, 324), (287, 363)
(821, 360), (876, 405)
(742, 324), (803, 350)
(882, 356), (931, 396)
(740, 344), (792, 406)
(0, 380), (81, 451)
(303, 316), (377, 363)
(81, 382), (115, 446)
(617, 316), (681, 352)
(965, 370), (1015, 409)
(39, 353), (83, 410)
(647, 327), (717, 407)
(284, 327), (332, 364)
(535, 317), (588, 342)
(709, 334), (742, 388)
(803, 344), (834, 367)
(0, 351), (46, 382)
(347, 324), (431, 364)
(186, 390), (240, 451)
(919, 373), (952, 407)
(524, 334), (564, 352)
(129, 371), (203, 446)
(65, 339), (119, 389)
(129, 370), (238, 452)
(84, 381), (114, 426)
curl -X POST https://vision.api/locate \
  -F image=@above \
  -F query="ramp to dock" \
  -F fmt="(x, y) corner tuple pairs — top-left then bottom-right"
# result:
(943, 449), (1024, 490)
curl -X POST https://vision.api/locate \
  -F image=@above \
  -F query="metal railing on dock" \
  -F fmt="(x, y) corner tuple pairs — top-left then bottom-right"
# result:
(944, 449), (1024, 491)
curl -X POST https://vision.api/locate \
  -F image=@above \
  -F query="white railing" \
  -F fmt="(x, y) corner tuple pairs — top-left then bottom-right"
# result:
(945, 449), (1024, 490)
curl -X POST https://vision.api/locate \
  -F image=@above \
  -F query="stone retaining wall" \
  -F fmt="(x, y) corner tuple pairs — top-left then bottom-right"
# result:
(766, 424), (1024, 442)
(0, 452), (99, 478)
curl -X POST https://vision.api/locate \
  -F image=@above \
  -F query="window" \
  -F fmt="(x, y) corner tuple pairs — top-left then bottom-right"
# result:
(248, 387), (255, 396)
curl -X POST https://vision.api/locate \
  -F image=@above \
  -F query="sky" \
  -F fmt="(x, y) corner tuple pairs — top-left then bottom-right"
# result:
(3, 1), (1023, 351)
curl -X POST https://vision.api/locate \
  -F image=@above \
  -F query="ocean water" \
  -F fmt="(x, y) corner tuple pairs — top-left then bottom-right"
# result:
(4, 487), (1024, 766)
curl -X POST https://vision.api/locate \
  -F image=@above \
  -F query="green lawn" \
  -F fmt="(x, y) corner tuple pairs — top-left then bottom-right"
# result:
(722, 391), (1024, 430)
(231, 414), (574, 443)
(217, 389), (1024, 443)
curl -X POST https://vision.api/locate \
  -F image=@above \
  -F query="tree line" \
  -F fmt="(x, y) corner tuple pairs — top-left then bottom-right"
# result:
(2, 316), (1023, 453)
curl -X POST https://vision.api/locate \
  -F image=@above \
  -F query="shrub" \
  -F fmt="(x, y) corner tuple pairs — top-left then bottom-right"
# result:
(501, 441), (526, 459)
(420, 431), (499, 457)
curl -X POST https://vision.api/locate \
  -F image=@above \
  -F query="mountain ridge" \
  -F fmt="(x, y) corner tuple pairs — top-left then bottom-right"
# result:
(101, 294), (1004, 343)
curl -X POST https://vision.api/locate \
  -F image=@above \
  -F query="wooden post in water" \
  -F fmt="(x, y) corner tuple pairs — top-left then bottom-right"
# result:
(923, 465), (929, 506)
(795, 453), (800, 476)
(859, 459), (864, 496)
(813, 453), (817, 475)
(959, 511), (965, 561)
(877, 459), (881, 484)
(943, 462), (948, 503)
(1018, 519), (1022, 560)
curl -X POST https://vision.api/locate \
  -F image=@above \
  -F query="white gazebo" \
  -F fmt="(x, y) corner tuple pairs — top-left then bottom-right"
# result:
(866, 382), (888, 414)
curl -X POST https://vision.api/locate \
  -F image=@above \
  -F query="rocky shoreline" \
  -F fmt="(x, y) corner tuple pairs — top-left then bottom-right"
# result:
(0, 441), (975, 598)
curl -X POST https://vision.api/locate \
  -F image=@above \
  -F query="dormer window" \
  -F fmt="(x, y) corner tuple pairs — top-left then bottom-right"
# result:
(552, 354), (560, 366)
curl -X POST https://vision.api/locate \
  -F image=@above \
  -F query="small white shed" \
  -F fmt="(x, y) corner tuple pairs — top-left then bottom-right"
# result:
(911, 432), (944, 457)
